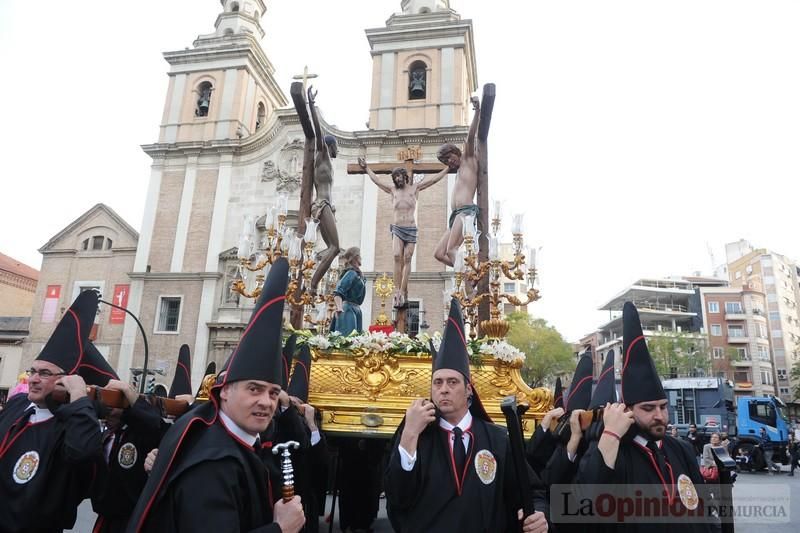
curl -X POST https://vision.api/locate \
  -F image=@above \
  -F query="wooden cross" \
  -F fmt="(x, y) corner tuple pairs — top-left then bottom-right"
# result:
(348, 149), (447, 334)
(292, 66), (319, 96)
(346, 148), (446, 179)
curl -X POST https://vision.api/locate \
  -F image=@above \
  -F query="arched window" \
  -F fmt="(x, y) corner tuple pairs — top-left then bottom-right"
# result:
(256, 102), (266, 130)
(224, 28), (234, 36)
(408, 60), (427, 100)
(195, 81), (213, 117)
(230, 2), (240, 12)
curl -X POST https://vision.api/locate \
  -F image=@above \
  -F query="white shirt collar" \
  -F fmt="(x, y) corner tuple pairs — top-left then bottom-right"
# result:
(218, 410), (258, 446)
(634, 434), (663, 449)
(439, 410), (472, 432)
(27, 402), (54, 424)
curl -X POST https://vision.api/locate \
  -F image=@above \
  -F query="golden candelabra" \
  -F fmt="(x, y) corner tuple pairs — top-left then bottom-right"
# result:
(231, 193), (291, 300)
(451, 210), (541, 339)
(373, 273), (395, 326)
(302, 257), (340, 333)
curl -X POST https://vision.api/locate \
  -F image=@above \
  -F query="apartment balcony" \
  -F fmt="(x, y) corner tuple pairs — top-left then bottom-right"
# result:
(731, 359), (752, 367)
(751, 313), (767, 323)
(728, 336), (749, 344)
(724, 312), (747, 321)
(734, 382), (753, 390)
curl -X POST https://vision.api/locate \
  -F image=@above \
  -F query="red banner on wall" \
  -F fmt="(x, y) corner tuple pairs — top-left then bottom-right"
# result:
(41, 285), (61, 323)
(109, 284), (130, 324)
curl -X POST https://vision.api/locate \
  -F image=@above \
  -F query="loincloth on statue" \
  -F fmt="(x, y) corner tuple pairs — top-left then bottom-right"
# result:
(310, 199), (336, 219)
(389, 224), (418, 244)
(448, 204), (479, 229)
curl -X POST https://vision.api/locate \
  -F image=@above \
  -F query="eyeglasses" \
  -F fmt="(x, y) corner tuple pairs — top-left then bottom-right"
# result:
(26, 368), (66, 379)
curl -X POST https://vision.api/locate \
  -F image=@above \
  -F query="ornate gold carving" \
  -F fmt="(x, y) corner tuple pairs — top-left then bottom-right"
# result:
(307, 351), (552, 438)
(329, 352), (420, 401)
(196, 372), (218, 402)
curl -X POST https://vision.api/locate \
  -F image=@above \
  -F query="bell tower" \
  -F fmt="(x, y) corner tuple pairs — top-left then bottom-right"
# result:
(366, 0), (477, 130)
(158, 0), (286, 144)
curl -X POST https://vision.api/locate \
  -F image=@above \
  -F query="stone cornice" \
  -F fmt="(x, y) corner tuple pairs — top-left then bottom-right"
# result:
(163, 39), (287, 108)
(128, 272), (222, 281)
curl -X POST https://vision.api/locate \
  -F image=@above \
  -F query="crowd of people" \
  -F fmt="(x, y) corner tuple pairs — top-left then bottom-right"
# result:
(0, 261), (782, 532)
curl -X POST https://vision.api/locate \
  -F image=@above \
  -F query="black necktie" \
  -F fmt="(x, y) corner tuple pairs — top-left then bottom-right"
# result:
(452, 427), (466, 476)
(646, 440), (670, 482)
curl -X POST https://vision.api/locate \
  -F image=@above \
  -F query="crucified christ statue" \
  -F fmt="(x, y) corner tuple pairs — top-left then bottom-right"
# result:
(358, 158), (449, 307)
(307, 86), (341, 292)
(433, 96), (481, 267)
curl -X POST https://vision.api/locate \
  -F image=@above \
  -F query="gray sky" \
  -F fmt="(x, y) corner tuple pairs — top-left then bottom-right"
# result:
(2, 1), (799, 341)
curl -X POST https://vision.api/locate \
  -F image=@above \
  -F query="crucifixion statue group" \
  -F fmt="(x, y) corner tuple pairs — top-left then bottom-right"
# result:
(289, 80), (495, 333)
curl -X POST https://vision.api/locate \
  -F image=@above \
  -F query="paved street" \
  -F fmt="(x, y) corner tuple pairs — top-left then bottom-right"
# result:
(69, 465), (797, 532)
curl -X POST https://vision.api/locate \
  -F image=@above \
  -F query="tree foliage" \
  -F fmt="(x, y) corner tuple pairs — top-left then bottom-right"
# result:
(647, 332), (712, 379)
(790, 360), (800, 400)
(505, 312), (575, 388)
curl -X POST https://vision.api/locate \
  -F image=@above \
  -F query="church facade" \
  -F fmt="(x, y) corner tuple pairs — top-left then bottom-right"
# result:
(119, 0), (479, 389)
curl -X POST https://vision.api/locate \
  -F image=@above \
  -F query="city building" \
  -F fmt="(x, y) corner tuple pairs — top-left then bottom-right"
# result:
(596, 278), (709, 378)
(0, 253), (38, 401)
(118, 0), (477, 387)
(20, 204), (139, 386)
(726, 239), (800, 402)
(697, 283), (775, 398)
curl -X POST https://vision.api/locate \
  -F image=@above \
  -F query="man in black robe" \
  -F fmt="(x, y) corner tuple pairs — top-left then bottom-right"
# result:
(126, 258), (305, 533)
(526, 377), (564, 477)
(88, 343), (173, 533)
(574, 302), (716, 532)
(0, 290), (103, 532)
(385, 299), (549, 533)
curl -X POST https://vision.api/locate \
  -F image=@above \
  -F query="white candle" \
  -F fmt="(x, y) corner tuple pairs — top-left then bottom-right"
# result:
(237, 236), (250, 260)
(276, 192), (289, 216)
(454, 247), (465, 272)
(493, 200), (502, 220)
(488, 236), (499, 261)
(461, 214), (477, 239)
(511, 214), (524, 235)
(264, 207), (275, 230)
(303, 218), (319, 244)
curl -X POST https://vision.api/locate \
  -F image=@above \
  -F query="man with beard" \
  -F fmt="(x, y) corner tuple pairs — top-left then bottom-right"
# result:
(0, 290), (102, 532)
(575, 303), (714, 532)
(358, 157), (449, 307)
(126, 259), (305, 533)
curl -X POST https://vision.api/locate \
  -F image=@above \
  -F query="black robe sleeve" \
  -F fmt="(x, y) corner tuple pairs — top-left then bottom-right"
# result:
(576, 440), (617, 485)
(123, 397), (166, 436)
(54, 396), (102, 463)
(163, 458), (282, 533)
(526, 425), (557, 476)
(384, 421), (424, 513)
(541, 444), (579, 487)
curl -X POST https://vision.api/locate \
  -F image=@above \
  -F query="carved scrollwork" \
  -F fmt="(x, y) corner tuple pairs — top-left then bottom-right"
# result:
(329, 352), (421, 401)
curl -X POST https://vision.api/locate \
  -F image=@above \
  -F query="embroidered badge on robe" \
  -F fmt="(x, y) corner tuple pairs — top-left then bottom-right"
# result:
(13, 451), (40, 484)
(677, 474), (699, 510)
(118, 443), (138, 469)
(474, 449), (496, 485)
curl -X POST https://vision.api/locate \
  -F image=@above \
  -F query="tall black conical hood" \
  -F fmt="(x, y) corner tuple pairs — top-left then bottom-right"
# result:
(433, 299), (491, 422)
(621, 302), (666, 405)
(217, 258), (289, 387)
(36, 290), (98, 374)
(553, 377), (564, 409)
(287, 344), (312, 403)
(168, 344), (192, 398)
(589, 350), (617, 409)
(564, 352), (593, 411)
(281, 334), (297, 389)
(433, 299), (471, 380)
(78, 342), (119, 387)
